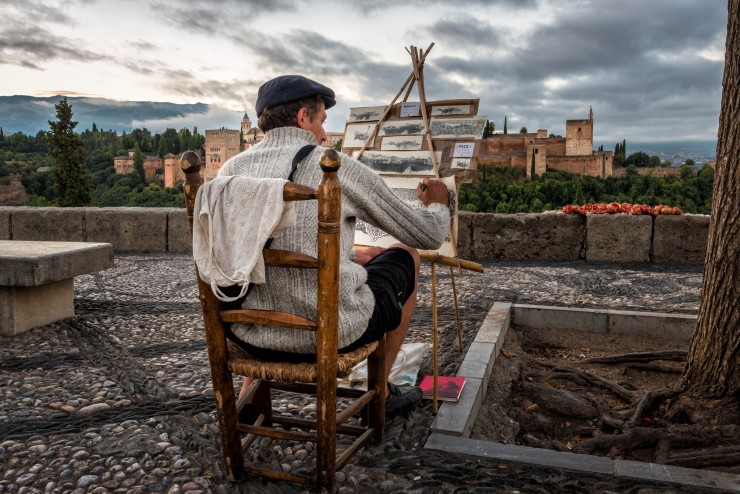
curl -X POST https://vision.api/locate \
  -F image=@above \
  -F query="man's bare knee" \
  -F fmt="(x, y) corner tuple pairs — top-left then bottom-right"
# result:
(388, 243), (420, 273)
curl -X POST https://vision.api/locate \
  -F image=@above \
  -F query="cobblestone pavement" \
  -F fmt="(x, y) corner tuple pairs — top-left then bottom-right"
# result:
(0, 254), (714, 493)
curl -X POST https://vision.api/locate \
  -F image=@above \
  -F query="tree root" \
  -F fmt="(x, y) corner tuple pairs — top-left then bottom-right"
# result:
(626, 387), (681, 427)
(578, 350), (687, 364)
(531, 358), (636, 401)
(623, 362), (684, 374)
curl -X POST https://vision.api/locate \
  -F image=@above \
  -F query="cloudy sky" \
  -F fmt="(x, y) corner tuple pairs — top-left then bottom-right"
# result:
(0, 0), (728, 145)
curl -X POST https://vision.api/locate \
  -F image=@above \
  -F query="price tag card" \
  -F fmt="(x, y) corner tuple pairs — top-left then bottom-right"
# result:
(453, 142), (475, 158)
(400, 102), (420, 117)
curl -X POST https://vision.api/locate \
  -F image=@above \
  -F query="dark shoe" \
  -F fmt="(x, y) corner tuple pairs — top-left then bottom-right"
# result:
(384, 383), (423, 419)
(237, 404), (259, 425)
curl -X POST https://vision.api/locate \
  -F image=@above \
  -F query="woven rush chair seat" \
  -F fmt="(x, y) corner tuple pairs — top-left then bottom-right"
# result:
(227, 340), (378, 382)
(181, 148), (386, 493)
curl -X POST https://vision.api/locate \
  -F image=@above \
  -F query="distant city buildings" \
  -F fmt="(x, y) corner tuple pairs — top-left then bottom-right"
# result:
(479, 107), (614, 179)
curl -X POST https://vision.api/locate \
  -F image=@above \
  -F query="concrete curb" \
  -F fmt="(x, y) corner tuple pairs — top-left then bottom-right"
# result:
(423, 302), (739, 492)
(511, 303), (696, 340)
(425, 433), (740, 492)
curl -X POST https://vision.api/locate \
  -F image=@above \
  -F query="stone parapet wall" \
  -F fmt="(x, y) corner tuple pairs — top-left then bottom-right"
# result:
(457, 211), (709, 265)
(0, 207), (710, 264)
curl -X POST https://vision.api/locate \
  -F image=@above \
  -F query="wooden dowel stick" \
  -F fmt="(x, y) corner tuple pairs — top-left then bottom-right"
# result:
(449, 265), (463, 352)
(417, 251), (483, 273)
(431, 261), (438, 413)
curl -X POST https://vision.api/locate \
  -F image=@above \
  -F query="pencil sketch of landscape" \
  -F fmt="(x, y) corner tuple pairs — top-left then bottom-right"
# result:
(378, 119), (425, 136)
(451, 158), (472, 170)
(354, 176), (458, 257)
(358, 151), (436, 175)
(347, 106), (387, 123)
(343, 123), (376, 148)
(380, 135), (424, 151)
(430, 117), (487, 139)
(431, 104), (471, 116)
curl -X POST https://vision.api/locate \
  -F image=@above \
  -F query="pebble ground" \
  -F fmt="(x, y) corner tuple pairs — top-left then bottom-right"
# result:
(1, 254), (713, 493)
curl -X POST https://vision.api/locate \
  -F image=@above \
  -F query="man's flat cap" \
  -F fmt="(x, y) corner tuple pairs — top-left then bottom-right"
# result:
(256, 75), (336, 117)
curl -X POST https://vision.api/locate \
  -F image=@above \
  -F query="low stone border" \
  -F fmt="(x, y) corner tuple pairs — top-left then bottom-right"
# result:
(424, 302), (740, 493)
(0, 207), (709, 264)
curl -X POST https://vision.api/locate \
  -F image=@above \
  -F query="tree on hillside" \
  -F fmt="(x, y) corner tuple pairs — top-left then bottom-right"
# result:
(519, 126), (528, 134)
(678, 0), (739, 406)
(47, 97), (91, 206)
(133, 143), (145, 183)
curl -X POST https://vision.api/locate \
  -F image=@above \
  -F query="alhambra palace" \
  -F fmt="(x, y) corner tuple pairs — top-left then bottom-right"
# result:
(113, 108), (612, 187)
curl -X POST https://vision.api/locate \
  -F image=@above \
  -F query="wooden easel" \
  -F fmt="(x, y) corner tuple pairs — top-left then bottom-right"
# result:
(355, 43), (483, 413)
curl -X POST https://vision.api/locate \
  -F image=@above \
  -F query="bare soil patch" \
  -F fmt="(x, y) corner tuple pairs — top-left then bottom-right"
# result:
(472, 325), (740, 475)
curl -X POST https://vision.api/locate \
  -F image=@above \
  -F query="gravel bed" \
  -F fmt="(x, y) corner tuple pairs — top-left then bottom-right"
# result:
(0, 253), (704, 493)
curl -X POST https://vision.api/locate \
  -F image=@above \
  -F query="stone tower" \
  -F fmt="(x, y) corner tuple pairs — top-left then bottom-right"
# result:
(565, 108), (594, 156)
(241, 112), (251, 137)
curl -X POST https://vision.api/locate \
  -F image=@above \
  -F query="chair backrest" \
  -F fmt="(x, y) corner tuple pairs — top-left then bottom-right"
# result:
(180, 149), (342, 376)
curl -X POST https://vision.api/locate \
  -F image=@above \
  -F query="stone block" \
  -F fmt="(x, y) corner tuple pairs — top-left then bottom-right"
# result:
(608, 309), (695, 340)
(652, 215), (709, 264)
(0, 240), (113, 336)
(167, 208), (192, 253)
(0, 280), (74, 336)
(512, 304), (609, 333)
(11, 207), (86, 241)
(474, 302), (511, 345)
(456, 211), (474, 260)
(615, 459), (740, 492)
(86, 208), (168, 251)
(586, 214), (652, 263)
(457, 342), (496, 380)
(472, 212), (584, 261)
(0, 241), (114, 286)
(425, 434), (614, 475)
(430, 377), (483, 437)
(0, 207), (10, 240)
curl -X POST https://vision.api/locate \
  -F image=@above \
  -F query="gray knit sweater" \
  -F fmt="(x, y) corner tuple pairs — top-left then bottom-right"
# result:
(217, 127), (450, 353)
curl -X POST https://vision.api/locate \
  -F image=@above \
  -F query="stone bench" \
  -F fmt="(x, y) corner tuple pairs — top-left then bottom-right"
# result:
(0, 241), (114, 336)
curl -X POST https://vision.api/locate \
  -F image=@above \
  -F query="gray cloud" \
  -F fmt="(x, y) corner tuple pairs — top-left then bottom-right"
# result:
(0, 27), (105, 69)
(420, 0), (726, 142)
(149, 0), (297, 34)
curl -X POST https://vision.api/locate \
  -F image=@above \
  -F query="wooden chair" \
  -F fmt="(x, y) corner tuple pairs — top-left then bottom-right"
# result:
(180, 149), (385, 492)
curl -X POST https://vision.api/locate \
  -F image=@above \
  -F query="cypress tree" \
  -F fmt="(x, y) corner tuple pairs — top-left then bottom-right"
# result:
(623, 139), (626, 157)
(504, 116), (508, 135)
(530, 151), (536, 179)
(133, 143), (146, 183)
(47, 97), (91, 206)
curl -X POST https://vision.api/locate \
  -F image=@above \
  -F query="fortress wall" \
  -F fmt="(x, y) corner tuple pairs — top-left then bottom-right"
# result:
(0, 207), (709, 264)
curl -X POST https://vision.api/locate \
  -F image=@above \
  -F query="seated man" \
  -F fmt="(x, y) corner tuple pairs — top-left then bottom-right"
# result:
(218, 75), (450, 418)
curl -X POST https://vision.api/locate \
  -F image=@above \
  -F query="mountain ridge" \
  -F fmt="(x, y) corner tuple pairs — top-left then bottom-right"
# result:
(0, 95), (243, 135)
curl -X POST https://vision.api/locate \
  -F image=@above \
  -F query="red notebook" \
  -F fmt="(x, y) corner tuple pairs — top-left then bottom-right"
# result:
(419, 375), (466, 402)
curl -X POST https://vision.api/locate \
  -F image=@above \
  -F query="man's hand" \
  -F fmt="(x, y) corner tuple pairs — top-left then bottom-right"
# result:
(353, 246), (384, 266)
(417, 178), (449, 207)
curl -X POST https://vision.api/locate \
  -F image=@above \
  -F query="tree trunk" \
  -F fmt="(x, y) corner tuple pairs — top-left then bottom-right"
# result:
(679, 1), (740, 399)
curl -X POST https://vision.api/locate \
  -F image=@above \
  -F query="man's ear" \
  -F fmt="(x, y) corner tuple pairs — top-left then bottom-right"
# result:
(296, 107), (309, 129)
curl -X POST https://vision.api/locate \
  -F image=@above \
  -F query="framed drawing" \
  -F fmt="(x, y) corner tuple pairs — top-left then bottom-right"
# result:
(380, 135), (424, 151)
(358, 151), (440, 176)
(431, 104), (471, 117)
(347, 106), (387, 123)
(379, 119), (425, 136)
(354, 176), (458, 257)
(343, 123), (377, 148)
(430, 117), (487, 139)
(450, 157), (472, 170)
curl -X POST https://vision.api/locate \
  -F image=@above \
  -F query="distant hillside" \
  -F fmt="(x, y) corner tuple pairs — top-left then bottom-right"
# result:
(0, 95), (243, 135)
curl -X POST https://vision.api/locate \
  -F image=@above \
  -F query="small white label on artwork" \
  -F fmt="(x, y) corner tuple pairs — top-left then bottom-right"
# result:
(453, 142), (475, 158)
(400, 102), (421, 117)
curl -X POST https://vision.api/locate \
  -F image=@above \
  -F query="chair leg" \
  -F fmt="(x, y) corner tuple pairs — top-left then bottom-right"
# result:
(211, 367), (245, 481)
(367, 335), (386, 442)
(315, 371), (337, 491)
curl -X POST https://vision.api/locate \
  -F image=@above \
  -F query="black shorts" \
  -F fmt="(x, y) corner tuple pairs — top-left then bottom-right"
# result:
(340, 247), (416, 352)
(232, 247), (415, 362)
